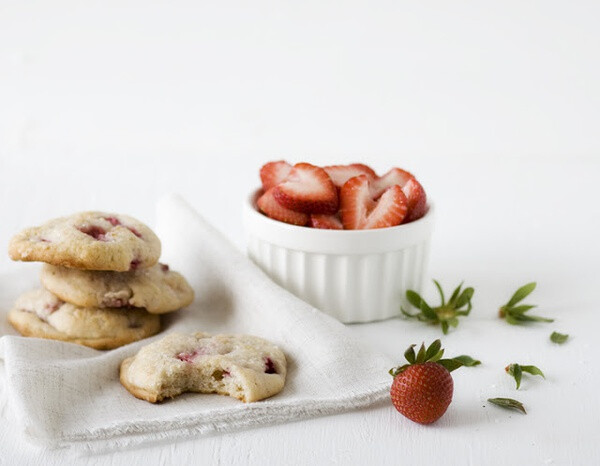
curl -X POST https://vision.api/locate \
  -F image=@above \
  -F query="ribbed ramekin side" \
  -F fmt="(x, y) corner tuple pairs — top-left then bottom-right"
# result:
(247, 234), (432, 324)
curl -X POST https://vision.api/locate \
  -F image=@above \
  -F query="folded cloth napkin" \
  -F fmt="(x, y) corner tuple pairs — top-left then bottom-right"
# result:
(0, 194), (392, 451)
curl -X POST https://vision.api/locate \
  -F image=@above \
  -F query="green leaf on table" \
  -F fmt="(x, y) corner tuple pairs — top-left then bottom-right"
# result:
(506, 363), (545, 389)
(506, 282), (537, 307)
(433, 280), (446, 306)
(520, 365), (545, 379)
(487, 397), (527, 414)
(550, 331), (569, 344)
(402, 280), (474, 334)
(499, 282), (553, 325)
(506, 363), (523, 389)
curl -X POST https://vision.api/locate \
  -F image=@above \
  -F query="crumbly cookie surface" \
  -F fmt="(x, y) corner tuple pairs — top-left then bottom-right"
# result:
(8, 289), (161, 350)
(8, 211), (161, 271)
(120, 332), (286, 403)
(40, 263), (194, 314)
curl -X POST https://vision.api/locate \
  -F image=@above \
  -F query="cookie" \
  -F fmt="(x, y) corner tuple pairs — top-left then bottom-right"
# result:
(40, 263), (194, 314)
(8, 289), (161, 350)
(8, 211), (161, 271)
(120, 332), (286, 403)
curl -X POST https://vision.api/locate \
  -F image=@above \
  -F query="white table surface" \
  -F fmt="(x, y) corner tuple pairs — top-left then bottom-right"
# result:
(1, 2), (599, 464)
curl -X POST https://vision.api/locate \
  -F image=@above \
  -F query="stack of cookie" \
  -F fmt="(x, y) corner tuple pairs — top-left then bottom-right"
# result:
(7, 211), (194, 350)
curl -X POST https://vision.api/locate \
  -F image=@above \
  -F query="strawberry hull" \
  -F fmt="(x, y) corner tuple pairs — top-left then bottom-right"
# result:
(244, 189), (435, 323)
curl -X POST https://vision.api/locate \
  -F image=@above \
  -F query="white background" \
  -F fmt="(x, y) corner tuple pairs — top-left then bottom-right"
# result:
(1, 1), (599, 464)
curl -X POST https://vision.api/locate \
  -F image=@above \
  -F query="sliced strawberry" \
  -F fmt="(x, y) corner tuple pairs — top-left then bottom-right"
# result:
(350, 163), (377, 178)
(340, 175), (408, 230)
(402, 177), (428, 223)
(323, 163), (377, 188)
(257, 188), (308, 226)
(260, 160), (292, 192)
(309, 213), (343, 230)
(370, 167), (415, 199)
(340, 176), (371, 230)
(273, 163), (338, 214)
(364, 186), (408, 229)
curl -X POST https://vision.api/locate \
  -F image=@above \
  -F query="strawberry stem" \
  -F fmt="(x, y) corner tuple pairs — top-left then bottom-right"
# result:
(402, 280), (474, 334)
(389, 340), (480, 376)
(499, 282), (553, 325)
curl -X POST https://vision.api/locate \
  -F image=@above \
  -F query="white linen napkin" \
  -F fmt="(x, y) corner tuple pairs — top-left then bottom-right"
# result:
(0, 194), (392, 451)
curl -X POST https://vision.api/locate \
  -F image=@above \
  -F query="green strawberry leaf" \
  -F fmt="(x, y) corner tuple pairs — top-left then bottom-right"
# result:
(448, 282), (463, 306)
(406, 290), (428, 312)
(415, 343), (427, 364)
(509, 304), (537, 314)
(505, 315), (520, 325)
(437, 358), (463, 372)
(499, 283), (553, 326)
(506, 282), (536, 307)
(454, 287), (474, 310)
(388, 364), (409, 377)
(550, 331), (569, 344)
(520, 365), (545, 379)
(487, 398), (527, 414)
(400, 306), (416, 318)
(391, 341), (472, 376)
(402, 280), (474, 334)
(429, 349), (445, 362)
(433, 280), (446, 306)
(506, 363), (523, 389)
(453, 355), (481, 367)
(515, 314), (554, 323)
(404, 344), (416, 364)
(448, 317), (459, 328)
(507, 363), (545, 388)
(425, 340), (442, 360)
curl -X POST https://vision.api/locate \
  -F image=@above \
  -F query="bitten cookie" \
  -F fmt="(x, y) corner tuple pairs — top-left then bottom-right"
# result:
(120, 332), (287, 403)
(9, 212), (161, 272)
(8, 289), (161, 350)
(40, 263), (194, 314)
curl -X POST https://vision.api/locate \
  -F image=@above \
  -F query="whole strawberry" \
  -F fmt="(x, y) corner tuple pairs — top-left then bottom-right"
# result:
(389, 340), (468, 424)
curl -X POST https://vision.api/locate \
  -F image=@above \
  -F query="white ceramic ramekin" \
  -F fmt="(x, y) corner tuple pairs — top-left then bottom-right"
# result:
(243, 189), (434, 323)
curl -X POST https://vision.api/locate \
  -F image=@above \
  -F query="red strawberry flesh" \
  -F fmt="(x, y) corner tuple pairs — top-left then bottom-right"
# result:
(104, 216), (121, 226)
(323, 163), (377, 188)
(260, 160), (292, 192)
(264, 357), (277, 374)
(363, 185), (408, 229)
(176, 350), (199, 363)
(79, 225), (108, 241)
(103, 297), (127, 307)
(273, 163), (338, 214)
(309, 214), (343, 230)
(340, 175), (372, 230)
(127, 226), (142, 238)
(371, 168), (415, 199)
(130, 259), (141, 270)
(402, 178), (428, 223)
(257, 188), (308, 226)
(340, 175), (408, 230)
